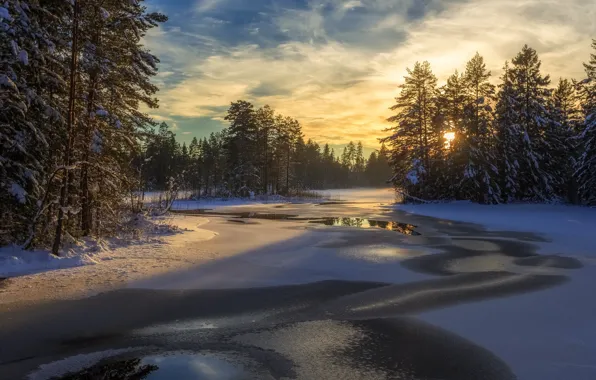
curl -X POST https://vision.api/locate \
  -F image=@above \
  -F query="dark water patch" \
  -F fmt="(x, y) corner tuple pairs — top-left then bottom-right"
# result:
(60, 332), (124, 347)
(319, 272), (568, 318)
(174, 209), (300, 220)
(233, 317), (515, 380)
(316, 201), (357, 206)
(309, 217), (420, 235)
(35, 317), (516, 380)
(226, 219), (260, 225)
(514, 255), (583, 269)
(53, 357), (158, 380)
(398, 213), (549, 242)
(50, 351), (272, 380)
(401, 237), (542, 276)
(342, 318), (516, 380)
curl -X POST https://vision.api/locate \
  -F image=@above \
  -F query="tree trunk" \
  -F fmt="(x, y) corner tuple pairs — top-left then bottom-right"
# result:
(52, 0), (80, 256)
(81, 73), (98, 235)
(286, 144), (290, 193)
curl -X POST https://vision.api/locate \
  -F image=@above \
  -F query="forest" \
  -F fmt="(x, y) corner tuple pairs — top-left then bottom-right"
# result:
(1, 1), (167, 250)
(383, 43), (596, 205)
(139, 103), (392, 197)
(0, 1), (390, 251)
(0, 0), (594, 254)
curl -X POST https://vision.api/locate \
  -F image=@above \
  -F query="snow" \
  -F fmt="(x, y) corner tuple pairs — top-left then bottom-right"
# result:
(397, 202), (596, 256)
(134, 217), (430, 290)
(95, 109), (108, 117)
(18, 49), (29, 65)
(9, 182), (27, 203)
(0, 6), (12, 21)
(420, 267), (596, 380)
(406, 170), (419, 184)
(0, 214), (195, 278)
(316, 187), (396, 203)
(172, 198), (280, 210)
(100, 8), (110, 19)
(0, 73), (18, 91)
(0, 245), (99, 277)
(90, 130), (102, 153)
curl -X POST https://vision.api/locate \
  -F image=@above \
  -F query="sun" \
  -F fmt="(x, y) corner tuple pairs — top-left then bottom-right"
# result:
(444, 131), (455, 142)
(444, 131), (455, 148)
(443, 132), (455, 149)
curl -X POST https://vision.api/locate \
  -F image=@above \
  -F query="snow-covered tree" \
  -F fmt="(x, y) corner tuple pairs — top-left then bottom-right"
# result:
(460, 53), (500, 203)
(0, 1), (69, 245)
(224, 100), (259, 196)
(576, 40), (596, 204)
(547, 78), (581, 201)
(382, 61), (440, 198)
(496, 46), (555, 201)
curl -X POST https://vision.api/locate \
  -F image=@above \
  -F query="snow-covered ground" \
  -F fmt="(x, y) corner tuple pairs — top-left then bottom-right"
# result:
(0, 216), (218, 307)
(168, 187), (396, 210)
(318, 187), (397, 203)
(397, 202), (596, 257)
(0, 245), (101, 278)
(0, 215), (185, 278)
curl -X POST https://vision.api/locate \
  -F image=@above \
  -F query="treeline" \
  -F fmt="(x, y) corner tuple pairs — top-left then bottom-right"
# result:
(138, 102), (392, 197)
(384, 42), (596, 204)
(0, 1), (166, 251)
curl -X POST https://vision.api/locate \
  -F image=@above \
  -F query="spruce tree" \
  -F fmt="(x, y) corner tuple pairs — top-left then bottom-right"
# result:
(576, 40), (596, 204)
(382, 61), (439, 198)
(224, 100), (258, 196)
(548, 78), (581, 201)
(496, 46), (554, 202)
(461, 53), (500, 203)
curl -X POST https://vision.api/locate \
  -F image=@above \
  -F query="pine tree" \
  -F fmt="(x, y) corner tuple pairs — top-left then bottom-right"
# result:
(224, 100), (258, 196)
(496, 46), (555, 202)
(461, 53), (500, 203)
(576, 40), (596, 204)
(548, 78), (581, 201)
(1, 1), (69, 245)
(382, 61), (440, 198)
(255, 105), (275, 194)
(495, 61), (520, 201)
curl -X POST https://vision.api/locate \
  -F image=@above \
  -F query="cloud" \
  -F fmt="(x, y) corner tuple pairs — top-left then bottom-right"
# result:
(195, 0), (223, 13)
(146, 0), (596, 147)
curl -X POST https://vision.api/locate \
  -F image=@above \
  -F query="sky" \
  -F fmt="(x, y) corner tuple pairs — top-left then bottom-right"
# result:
(143, 0), (595, 153)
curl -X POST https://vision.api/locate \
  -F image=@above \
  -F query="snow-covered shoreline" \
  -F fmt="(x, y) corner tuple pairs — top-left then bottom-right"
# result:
(0, 214), (190, 278)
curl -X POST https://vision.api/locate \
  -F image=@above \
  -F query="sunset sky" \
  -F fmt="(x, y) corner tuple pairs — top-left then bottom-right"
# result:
(144, 0), (595, 153)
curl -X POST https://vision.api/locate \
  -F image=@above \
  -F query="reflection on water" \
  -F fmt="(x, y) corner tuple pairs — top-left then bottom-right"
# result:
(309, 217), (420, 235)
(173, 210), (420, 235)
(142, 353), (246, 380)
(54, 352), (251, 380)
(56, 357), (158, 380)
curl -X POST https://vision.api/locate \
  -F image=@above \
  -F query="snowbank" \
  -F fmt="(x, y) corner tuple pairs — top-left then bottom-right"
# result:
(0, 245), (100, 277)
(0, 214), (183, 278)
(397, 202), (596, 256)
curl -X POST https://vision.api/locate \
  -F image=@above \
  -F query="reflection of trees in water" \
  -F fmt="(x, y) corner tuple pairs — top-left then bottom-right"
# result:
(313, 218), (418, 235)
(56, 358), (158, 380)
